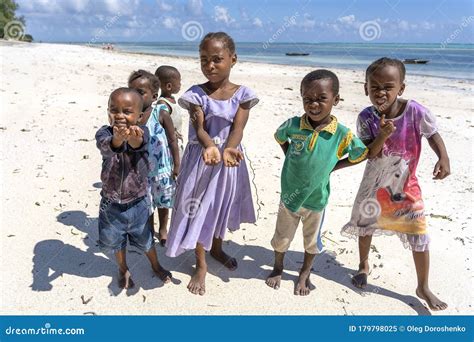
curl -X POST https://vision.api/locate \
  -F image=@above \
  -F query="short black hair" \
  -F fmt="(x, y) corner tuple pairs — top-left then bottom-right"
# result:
(366, 57), (406, 82)
(128, 69), (161, 94)
(108, 87), (143, 109)
(199, 31), (236, 54)
(155, 65), (180, 84)
(300, 69), (339, 95)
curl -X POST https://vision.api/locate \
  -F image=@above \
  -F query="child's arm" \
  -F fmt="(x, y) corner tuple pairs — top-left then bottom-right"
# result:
(223, 103), (250, 167)
(127, 126), (148, 150)
(96, 126), (127, 158)
(366, 115), (395, 159)
(112, 126), (128, 149)
(159, 109), (181, 178)
(279, 142), (289, 155)
(190, 105), (221, 165)
(428, 133), (450, 179)
(333, 115), (395, 171)
(158, 100), (172, 113)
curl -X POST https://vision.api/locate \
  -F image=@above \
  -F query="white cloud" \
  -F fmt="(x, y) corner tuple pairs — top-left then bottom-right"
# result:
(163, 16), (179, 29)
(103, 0), (122, 13)
(420, 21), (435, 30)
(187, 0), (202, 16)
(103, 0), (140, 15)
(18, 0), (62, 13)
(398, 20), (409, 31)
(241, 9), (249, 21)
(253, 17), (263, 28)
(337, 14), (356, 25)
(126, 16), (143, 28)
(214, 6), (235, 25)
(157, 0), (172, 12)
(299, 13), (316, 30)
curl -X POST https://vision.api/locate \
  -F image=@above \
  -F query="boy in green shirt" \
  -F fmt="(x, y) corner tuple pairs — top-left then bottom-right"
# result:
(266, 69), (394, 295)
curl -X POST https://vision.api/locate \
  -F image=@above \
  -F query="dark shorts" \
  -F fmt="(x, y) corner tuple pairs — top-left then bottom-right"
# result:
(98, 196), (154, 254)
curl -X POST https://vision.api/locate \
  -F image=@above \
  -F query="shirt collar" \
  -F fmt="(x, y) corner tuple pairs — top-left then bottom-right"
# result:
(300, 114), (338, 134)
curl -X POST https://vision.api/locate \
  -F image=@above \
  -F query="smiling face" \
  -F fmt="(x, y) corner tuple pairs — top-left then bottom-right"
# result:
(301, 78), (340, 124)
(107, 91), (143, 127)
(365, 65), (405, 114)
(128, 77), (157, 111)
(199, 39), (236, 84)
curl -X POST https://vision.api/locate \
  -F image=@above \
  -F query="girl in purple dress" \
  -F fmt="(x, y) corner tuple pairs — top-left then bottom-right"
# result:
(166, 32), (259, 295)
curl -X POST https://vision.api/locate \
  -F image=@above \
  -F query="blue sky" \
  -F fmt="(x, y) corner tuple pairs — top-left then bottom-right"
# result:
(16, 0), (474, 43)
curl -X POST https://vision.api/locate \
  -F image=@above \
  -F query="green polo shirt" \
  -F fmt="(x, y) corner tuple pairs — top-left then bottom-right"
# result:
(275, 114), (368, 212)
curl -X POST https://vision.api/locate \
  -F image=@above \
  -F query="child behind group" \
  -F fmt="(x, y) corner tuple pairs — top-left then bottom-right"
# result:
(166, 32), (259, 296)
(95, 87), (172, 289)
(155, 65), (184, 151)
(128, 70), (180, 247)
(267, 69), (394, 295)
(342, 57), (450, 311)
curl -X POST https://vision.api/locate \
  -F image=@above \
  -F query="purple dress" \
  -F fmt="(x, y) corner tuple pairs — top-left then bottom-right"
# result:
(165, 85), (259, 257)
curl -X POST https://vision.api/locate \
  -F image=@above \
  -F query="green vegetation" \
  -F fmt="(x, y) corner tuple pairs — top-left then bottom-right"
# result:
(0, 0), (33, 41)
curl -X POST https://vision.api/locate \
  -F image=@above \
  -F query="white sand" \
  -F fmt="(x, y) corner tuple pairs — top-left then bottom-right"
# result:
(0, 41), (472, 315)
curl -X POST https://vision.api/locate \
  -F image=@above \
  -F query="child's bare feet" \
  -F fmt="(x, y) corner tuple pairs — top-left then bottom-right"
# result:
(210, 249), (238, 270)
(153, 266), (172, 283)
(265, 268), (283, 289)
(294, 270), (313, 296)
(416, 286), (448, 311)
(210, 237), (238, 270)
(188, 264), (207, 295)
(118, 270), (134, 289)
(352, 261), (369, 289)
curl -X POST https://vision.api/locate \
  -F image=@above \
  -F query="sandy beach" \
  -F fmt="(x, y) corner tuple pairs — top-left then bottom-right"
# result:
(0, 41), (472, 315)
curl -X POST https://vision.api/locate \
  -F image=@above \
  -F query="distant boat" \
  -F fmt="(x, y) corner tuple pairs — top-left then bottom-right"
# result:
(403, 59), (429, 64)
(285, 52), (310, 56)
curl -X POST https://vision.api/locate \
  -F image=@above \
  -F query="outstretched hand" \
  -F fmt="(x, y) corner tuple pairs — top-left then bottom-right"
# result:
(128, 125), (144, 138)
(223, 147), (244, 167)
(113, 125), (129, 143)
(202, 146), (221, 165)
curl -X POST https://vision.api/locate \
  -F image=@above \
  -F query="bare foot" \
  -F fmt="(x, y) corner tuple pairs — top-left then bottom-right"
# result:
(294, 270), (313, 296)
(210, 249), (238, 271)
(188, 264), (207, 295)
(352, 262), (369, 289)
(352, 272), (368, 289)
(153, 266), (172, 283)
(266, 269), (283, 289)
(118, 270), (134, 289)
(416, 287), (448, 311)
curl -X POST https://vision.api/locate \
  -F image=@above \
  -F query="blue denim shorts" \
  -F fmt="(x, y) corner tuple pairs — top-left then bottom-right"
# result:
(98, 196), (154, 254)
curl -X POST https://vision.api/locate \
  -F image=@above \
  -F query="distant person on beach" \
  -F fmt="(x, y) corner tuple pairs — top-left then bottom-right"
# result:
(165, 32), (259, 295)
(341, 57), (450, 311)
(128, 70), (180, 247)
(266, 69), (394, 295)
(95, 87), (172, 289)
(155, 65), (184, 152)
